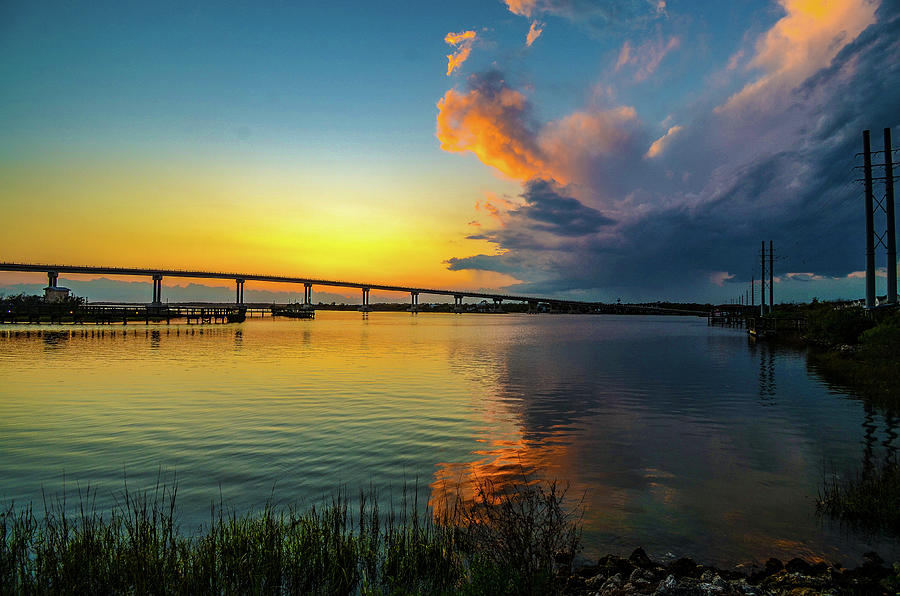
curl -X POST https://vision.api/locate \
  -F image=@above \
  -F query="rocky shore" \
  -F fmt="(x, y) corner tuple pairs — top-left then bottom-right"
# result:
(564, 548), (900, 595)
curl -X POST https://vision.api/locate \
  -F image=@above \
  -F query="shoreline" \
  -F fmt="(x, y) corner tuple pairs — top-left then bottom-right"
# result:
(565, 548), (899, 595)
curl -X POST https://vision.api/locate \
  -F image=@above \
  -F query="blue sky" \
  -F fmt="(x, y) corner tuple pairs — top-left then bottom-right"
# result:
(1, 0), (898, 303)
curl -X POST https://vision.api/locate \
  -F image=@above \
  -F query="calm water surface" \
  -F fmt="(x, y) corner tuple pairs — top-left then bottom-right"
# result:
(1, 312), (897, 567)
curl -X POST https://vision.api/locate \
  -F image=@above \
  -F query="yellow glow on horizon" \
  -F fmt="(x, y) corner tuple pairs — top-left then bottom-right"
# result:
(0, 151), (522, 294)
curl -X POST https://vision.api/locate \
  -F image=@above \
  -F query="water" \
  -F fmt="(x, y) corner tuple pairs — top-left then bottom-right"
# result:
(1, 312), (897, 567)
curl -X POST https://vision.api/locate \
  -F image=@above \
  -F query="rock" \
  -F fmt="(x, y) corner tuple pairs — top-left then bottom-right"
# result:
(809, 561), (829, 575)
(718, 569), (746, 581)
(696, 581), (724, 595)
(759, 570), (831, 593)
(567, 551), (895, 595)
(764, 557), (784, 575)
(699, 570), (717, 583)
(750, 557), (784, 582)
(585, 572), (607, 589)
(654, 574), (678, 595)
(863, 551), (884, 567)
(631, 567), (656, 583)
(627, 567), (656, 593)
(668, 557), (702, 579)
(785, 557), (813, 575)
(600, 572), (623, 594)
(630, 547), (656, 569)
(598, 554), (634, 578)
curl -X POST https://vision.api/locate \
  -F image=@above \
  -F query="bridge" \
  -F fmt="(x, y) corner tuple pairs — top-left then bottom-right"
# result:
(0, 262), (600, 313)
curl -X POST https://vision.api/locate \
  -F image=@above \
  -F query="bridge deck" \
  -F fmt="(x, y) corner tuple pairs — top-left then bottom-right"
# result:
(0, 262), (592, 306)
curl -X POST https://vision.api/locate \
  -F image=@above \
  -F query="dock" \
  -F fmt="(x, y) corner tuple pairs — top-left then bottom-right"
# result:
(0, 302), (316, 325)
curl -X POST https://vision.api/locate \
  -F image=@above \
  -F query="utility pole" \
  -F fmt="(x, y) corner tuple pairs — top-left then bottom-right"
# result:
(864, 130), (876, 308)
(760, 241), (766, 315)
(769, 240), (774, 311)
(885, 128), (897, 305)
(859, 128), (898, 308)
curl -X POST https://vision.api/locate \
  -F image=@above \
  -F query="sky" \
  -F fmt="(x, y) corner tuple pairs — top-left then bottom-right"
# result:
(1, 0), (898, 303)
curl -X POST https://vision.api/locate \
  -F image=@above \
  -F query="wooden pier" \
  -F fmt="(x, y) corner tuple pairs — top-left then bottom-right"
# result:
(747, 316), (806, 339)
(0, 303), (252, 325)
(707, 305), (753, 328)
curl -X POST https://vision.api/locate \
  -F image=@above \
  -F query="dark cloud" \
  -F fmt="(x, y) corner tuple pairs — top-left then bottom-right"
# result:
(514, 179), (616, 235)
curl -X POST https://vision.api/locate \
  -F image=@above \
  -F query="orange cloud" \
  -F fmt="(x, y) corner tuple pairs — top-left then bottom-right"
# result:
(504, 0), (538, 17)
(645, 124), (683, 158)
(436, 76), (546, 180)
(525, 20), (544, 46)
(719, 0), (878, 112)
(444, 30), (476, 45)
(445, 30), (477, 76)
(437, 74), (638, 187)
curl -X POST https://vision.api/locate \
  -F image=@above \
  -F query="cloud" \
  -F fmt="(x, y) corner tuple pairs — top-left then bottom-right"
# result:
(509, 179), (615, 237)
(436, 71), (639, 189)
(710, 272), (735, 286)
(445, 30), (477, 76)
(503, 0), (665, 31)
(645, 124), (682, 158)
(436, 71), (546, 180)
(615, 35), (680, 81)
(537, 106), (640, 190)
(718, 0), (878, 113)
(783, 272), (827, 282)
(526, 20), (544, 46)
(450, 180), (615, 286)
(438, 3), (899, 301)
(726, 49), (745, 71)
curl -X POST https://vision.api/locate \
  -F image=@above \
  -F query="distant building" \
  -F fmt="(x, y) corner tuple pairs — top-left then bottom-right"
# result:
(44, 286), (70, 302)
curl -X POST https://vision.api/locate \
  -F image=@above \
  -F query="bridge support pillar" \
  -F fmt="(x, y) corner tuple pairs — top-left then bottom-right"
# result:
(47, 272), (58, 288)
(151, 274), (163, 305)
(453, 295), (464, 313)
(493, 298), (503, 313)
(359, 287), (370, 312)
(408, 291), (419, 312)
(235, 279), (245, 304)
(304, 283), (312, 306)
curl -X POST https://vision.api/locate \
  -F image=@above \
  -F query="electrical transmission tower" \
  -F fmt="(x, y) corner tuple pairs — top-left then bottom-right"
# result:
(858, 128), (898, 308)
(759, 241), (774, 315)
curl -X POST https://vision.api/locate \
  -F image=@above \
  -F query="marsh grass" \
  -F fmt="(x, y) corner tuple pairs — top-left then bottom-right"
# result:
(818, 457), (900, 536)
(1, 478), (581, 595)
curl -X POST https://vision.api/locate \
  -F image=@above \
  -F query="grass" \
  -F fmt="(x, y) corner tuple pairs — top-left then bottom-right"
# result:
(0, 478), (581, 595)
(801, 303), (900, 411)
(802, 305), (900, 533)
(818, 457), (900, 536)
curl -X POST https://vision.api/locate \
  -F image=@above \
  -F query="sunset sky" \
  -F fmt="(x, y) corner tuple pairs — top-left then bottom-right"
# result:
(1, 0), (898, 303)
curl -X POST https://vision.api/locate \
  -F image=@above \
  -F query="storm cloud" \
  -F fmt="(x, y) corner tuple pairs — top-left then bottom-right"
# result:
(441, 1), (900, 301)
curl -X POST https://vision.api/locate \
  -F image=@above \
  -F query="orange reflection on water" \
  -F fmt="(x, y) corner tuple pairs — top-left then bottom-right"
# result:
(429, 423), (577, 516)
